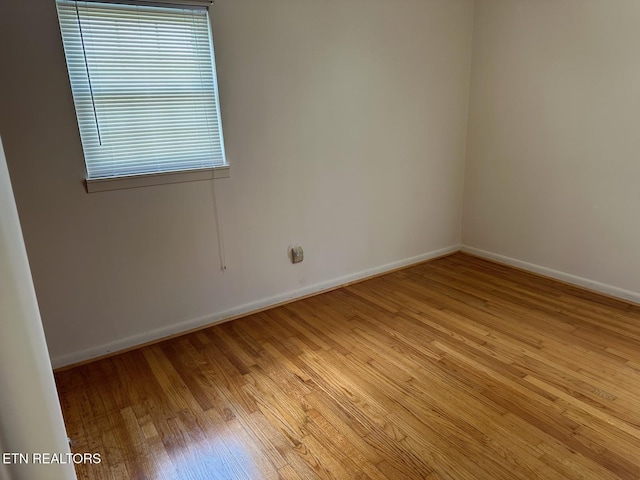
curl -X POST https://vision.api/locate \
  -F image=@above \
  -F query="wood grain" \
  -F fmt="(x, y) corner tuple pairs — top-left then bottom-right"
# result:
(55, 253), (640, 479)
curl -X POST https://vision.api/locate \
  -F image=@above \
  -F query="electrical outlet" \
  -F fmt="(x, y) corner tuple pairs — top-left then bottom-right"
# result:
(291, 245), (304, 264)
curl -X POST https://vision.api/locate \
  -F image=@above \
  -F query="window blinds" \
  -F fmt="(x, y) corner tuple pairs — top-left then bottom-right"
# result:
(56, 0), (226, 180)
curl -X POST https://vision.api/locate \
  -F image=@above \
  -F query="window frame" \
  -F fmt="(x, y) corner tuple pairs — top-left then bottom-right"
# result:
(56, 0), (230, 193)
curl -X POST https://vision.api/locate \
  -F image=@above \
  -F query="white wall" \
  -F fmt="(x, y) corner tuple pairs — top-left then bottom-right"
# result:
(463, 0), (640, 301)
(0, 136), (76, 480)
(0, 0), (474, 367)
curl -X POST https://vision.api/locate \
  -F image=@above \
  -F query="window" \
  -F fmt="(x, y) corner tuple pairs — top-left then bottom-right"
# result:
(56, 0), (228, 191)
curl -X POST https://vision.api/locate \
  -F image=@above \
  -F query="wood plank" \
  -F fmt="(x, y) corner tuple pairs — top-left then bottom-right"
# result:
(55, 253), (640, 479)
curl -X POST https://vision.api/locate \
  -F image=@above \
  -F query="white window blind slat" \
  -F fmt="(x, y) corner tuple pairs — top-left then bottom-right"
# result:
(56, 0), (226, 180)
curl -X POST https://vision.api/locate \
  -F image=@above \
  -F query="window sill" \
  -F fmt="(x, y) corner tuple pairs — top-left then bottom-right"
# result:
(85, 166), (230, 193)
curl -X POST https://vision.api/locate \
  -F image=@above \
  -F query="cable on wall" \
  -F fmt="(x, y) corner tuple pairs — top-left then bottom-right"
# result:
(209, 178), (227, 271)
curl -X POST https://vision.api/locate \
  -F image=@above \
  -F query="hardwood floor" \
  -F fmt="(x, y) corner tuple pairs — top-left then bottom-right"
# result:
(55, 253), (640, 480)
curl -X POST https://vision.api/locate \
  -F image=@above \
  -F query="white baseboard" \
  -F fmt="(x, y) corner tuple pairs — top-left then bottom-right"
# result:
(461, 245), (640, 305)
(52, 244), (460, 369)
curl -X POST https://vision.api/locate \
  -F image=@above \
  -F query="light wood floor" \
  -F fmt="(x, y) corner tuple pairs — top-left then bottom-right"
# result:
(55, 253), (640, 480)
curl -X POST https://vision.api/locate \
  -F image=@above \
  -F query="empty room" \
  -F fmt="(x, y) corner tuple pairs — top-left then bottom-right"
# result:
(1, 0), (640, 479)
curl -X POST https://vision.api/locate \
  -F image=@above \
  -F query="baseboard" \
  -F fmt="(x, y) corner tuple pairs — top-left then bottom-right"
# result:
(461, 245), (640, 306)
(52, 244), (460, 369)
